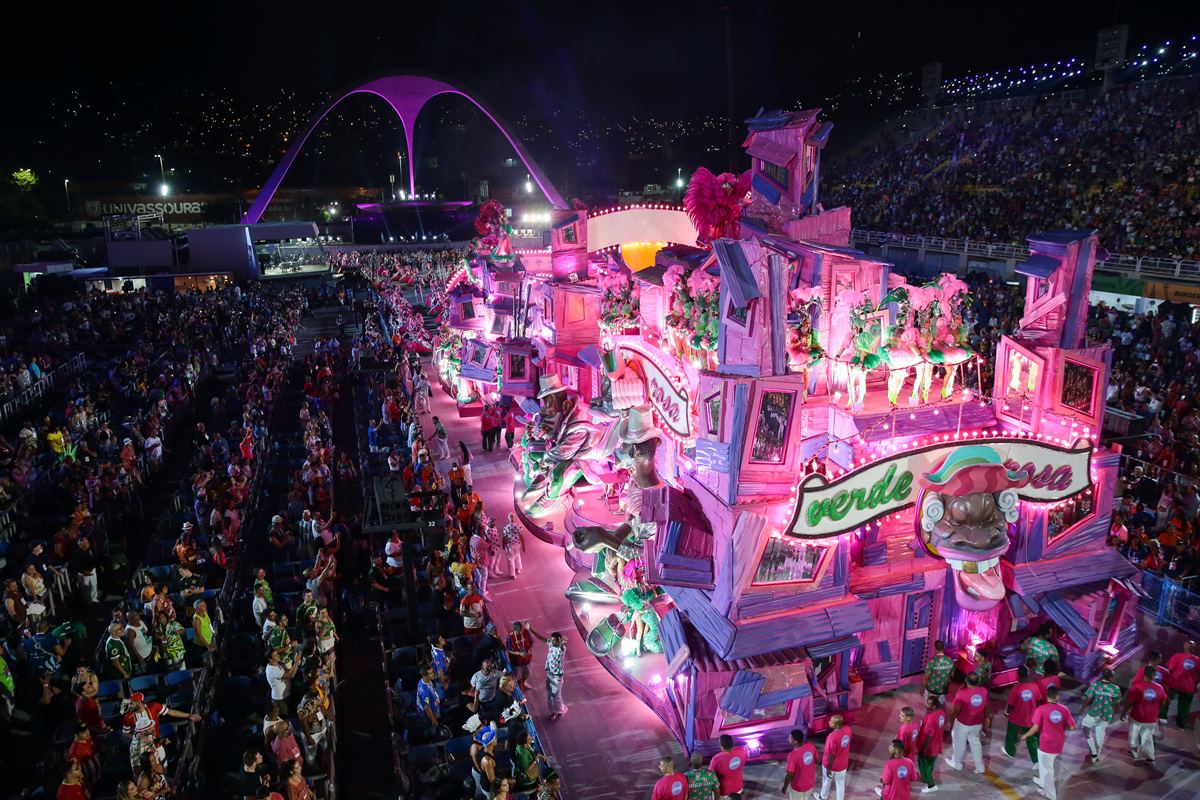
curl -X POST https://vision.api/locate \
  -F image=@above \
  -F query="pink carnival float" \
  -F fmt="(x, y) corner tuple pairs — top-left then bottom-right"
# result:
(434, 108), (1138, 758)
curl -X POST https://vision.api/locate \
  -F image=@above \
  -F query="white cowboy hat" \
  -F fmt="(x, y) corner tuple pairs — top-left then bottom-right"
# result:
(536, 374), (568, 399)
(616, 405), (662, 445)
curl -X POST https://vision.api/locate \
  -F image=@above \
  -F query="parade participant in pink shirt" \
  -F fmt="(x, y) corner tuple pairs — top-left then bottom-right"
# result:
(1121, 658), (1168, 765)
(652, 756), (688, 800)
(875, 739), (916, 800)
(897, 707), (920, 761)
(946, 673), (988, 774)
(1022, 685), (1076, 800)
(916, 695), (946, 794)
(782, 729), (818, 800)
(1165, 640), (1198, 729)
(819, 715), (852, 800)
(1003, 665), (1045, 765)
(709, 734), (748, 800)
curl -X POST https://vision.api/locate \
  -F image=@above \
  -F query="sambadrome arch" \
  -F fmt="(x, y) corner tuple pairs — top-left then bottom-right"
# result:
(240, 74), (569, 224)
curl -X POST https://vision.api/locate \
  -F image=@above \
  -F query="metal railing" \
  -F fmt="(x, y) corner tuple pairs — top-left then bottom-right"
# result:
(1139, 572), (1200, 638)
(0, 352), (87, 426)
(849, 228), (1200, 282)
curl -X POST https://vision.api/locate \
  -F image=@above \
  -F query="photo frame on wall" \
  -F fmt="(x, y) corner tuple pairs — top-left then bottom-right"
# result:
(468, 341), (490, 367)
(1059, 358), (1098, 417)
(704, 390), (723, 436)
(724, 298), (753, 333)
(490, 312), (511, 337)
(510, 353), (528, 380)
(749, 389), (795, 464)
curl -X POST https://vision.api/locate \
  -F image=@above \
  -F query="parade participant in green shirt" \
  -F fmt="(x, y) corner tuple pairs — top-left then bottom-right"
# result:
(923, 640), (955, 703)
(685, 751), (720, 800)
(1079, 668), (1122, 763)
(1022, 625), (1058, 675)
(969, 645), (992, 688)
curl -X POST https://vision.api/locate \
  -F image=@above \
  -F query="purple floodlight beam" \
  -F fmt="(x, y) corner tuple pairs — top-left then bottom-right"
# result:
(241, 74), (567, 224)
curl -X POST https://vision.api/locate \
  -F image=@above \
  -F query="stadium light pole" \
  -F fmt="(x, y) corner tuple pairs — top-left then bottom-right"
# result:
(155, 154), (165, 185)
(63, 178), (71, 219)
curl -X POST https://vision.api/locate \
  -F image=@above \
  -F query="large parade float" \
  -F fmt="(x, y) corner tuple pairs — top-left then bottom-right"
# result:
(435, 108), (1139, 758)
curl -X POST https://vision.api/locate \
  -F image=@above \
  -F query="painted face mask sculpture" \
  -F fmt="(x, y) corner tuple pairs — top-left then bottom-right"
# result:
(915, 446), (1026, 612)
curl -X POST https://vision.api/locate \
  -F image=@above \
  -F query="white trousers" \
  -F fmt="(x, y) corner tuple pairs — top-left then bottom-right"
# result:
(1081, 714), (1109, 756)
(1034, 750), (1058, 800)
(1129, 720), (1157, 760)
(507, 549), (523, 575)
(819, 768), (845, 800)
(78, 571), (99, 603)
(950, 720), (983, 771)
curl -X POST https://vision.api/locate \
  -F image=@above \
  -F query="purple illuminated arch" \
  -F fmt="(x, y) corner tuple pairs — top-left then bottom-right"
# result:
(241, 74), (566, 224)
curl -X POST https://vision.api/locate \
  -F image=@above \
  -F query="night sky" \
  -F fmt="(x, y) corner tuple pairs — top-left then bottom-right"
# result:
(3, 1), (1197, 199)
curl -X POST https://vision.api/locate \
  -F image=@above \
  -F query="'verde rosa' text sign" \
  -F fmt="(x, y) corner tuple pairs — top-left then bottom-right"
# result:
(788, 438), (1093, 538)
(616, 337), (692, 438)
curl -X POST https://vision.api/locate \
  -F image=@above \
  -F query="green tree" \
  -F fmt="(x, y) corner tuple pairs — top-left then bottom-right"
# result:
(10, 168), (38, 191)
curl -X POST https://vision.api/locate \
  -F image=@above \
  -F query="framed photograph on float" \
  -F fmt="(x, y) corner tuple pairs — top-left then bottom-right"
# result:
(489, 312), (512, 338)
(703, 389), (724, 436)
(467, 341), (491, 368)
(749, 536), (831, 586)
(739, 382), (800, 490)
(509, 353), (528, 380)
(724, 298), (754, 334)
(1052, 352), (1105, 428)
(993, 337), (1046, 428)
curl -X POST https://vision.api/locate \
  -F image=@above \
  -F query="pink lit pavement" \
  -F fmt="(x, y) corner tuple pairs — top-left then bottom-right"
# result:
(415, 361), (1200, 800)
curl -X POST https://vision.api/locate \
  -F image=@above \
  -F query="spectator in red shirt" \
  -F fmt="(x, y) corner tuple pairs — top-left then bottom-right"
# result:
(1166, 640), (1199, 729)
(820, 714), (852, 800)
(946, 673), (988, 774)
(652, 756), (688, 800)
(1022, 685), (1076, 800)
(916, 695), (946, 793)
(875, 739), (916, 800)
(709, 734), (748, 800)
(1003, 665), (1044, 765)
(782, 729), (818, 800)
(1122, 659), (1168, 764)
(55, 759), (88, 800)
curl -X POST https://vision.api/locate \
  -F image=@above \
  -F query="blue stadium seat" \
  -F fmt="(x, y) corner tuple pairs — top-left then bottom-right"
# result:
(127, 674), (160, 697)
(163, 669), (193, 689)
(97, 680), (123, 700)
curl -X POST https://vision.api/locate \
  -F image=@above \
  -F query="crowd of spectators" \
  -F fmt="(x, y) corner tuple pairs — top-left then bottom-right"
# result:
(232, 332), (346, 800)
(0, 279), (304, 799)
(1091, 299), (1200, 583)
(828, 78), (1200, 259)
(349, 262), (559, 800)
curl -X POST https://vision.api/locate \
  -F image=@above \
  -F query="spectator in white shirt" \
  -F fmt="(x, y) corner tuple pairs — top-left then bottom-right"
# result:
(264, 649), (299, 715)
(251, 585), (269, 628)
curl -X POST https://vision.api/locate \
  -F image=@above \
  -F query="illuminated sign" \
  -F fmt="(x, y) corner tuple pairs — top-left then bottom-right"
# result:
(615, 337), (692, 438)
(788, 438), (1093, 538)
